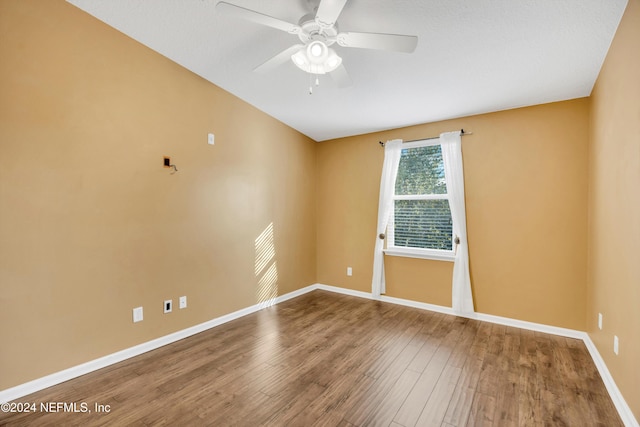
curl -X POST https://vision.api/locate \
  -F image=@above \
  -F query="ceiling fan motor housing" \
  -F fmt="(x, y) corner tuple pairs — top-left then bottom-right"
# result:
(297, 13), (338, 46)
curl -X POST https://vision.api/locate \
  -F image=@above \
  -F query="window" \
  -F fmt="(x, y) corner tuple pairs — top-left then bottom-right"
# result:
(385, 140), (455, 261)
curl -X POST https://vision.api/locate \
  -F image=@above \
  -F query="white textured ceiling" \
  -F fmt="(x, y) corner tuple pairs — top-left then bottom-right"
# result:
(67, 0), (627, 142)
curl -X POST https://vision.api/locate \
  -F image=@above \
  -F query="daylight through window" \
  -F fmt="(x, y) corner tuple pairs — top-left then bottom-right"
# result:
(387, 141), (454, 260)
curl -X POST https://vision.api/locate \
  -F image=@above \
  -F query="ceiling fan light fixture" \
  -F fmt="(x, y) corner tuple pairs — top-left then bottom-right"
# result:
(309, 41), (325, 58)
(292, 53), (306, 66)
(291, 42), (341, 75)
(326, 54), (340, 68)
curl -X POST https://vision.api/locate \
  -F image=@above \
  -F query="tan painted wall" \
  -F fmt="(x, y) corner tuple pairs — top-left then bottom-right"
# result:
(0, 0), (317, 390)
(3, 2), (636, 419)
(588, 0), (640, 420)
(317, 99), (590, 330)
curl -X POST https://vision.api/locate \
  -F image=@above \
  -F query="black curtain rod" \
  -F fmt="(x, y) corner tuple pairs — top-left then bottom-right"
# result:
(379, 129), (472, 147)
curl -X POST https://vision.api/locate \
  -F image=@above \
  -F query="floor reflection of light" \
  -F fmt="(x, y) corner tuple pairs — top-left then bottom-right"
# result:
(255, 223), (278, 309)
(254, 223), (280, 364)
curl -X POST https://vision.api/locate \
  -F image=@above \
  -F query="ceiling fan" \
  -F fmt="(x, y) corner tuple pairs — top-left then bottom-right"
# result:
(216, 0), (418, 89)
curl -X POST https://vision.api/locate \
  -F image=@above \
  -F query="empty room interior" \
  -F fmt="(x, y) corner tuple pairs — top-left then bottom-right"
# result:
(0, 0), (638, 426)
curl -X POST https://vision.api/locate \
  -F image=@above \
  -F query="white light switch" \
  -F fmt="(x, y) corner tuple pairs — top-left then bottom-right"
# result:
(614, 336), (619, 355)
(598, 313), (603, 330)
(133, 307), (143, 323)
(208, 133), (215, 145)
(179, 296), (187, 309)
(347, 267), (352, 276)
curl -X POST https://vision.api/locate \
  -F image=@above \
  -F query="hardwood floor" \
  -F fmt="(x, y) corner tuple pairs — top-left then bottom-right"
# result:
(0, 290), (623, 426)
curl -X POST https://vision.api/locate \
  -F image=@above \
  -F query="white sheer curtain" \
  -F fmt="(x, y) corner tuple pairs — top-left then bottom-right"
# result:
(440, 131), (475, 314)
(371, 139), (402, 298)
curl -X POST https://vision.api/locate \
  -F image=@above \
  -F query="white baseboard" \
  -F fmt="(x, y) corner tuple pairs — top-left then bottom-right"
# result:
(314, 283), (638, 427)
(583, 335), (639, 427)
(2, 283), (637, 427)
(0, 285), (316, 404)
(314, 283), (373, 300)
(315, 283), (585, 339)
(468, 311), (587, 340)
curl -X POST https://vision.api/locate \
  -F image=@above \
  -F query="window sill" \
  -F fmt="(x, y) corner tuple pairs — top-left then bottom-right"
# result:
(384, 247), (455, 262)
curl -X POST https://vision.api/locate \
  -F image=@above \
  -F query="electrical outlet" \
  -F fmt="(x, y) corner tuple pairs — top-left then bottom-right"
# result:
(598, 313), (603, 330)
(179, 296), (187, 309)
(164, 300), (172, 313)
(347, 267), (352, 276)
(133, 307), (143, 323)
(614, 336), (619, 355)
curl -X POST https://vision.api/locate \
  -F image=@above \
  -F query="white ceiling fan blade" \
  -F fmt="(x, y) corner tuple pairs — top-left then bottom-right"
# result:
(216, 2), (301, 34)
(253, 44), (304, 74)
(337, 32), (418, 53)
(315, 0), (348, 27)
(329, 64), (352, 88)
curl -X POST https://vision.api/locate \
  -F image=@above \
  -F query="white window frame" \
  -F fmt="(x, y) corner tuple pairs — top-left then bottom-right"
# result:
(384, 138), (456, 262)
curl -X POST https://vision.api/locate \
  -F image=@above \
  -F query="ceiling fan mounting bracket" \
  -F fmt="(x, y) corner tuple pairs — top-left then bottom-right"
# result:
(297, 14), (338, 46)
(315, 19), (335, 30)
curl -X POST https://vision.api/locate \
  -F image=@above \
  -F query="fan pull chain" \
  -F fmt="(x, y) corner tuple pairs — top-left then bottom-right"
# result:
(308, 75), (320, 95)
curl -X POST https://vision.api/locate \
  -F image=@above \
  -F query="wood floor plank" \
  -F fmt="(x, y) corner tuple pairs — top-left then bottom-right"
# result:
(262, 382), (327, 426)
(444, 386), (476, 427)
(535, 332), (571, 426)
(467, 392), (497, 427)
(492, 327), (521, 426)
(343, 338), (422, 425)
(289, 373), (375, 426)
(517, 364), (542, 427)
(444, 321), (491, 426)
(414, 364), (463, 426)
(393, 339), (454, 426)
(406, 339), (440, 374)
(357, 369), (420, 426)
(0, 290), (623, 427)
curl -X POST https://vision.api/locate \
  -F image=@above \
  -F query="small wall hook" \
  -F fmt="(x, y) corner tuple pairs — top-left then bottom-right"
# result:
(164, 156), (178, 174)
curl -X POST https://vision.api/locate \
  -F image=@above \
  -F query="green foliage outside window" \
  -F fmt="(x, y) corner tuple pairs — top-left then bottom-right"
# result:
(396, 145), (447, 195)
(393, 145), (453, 250)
